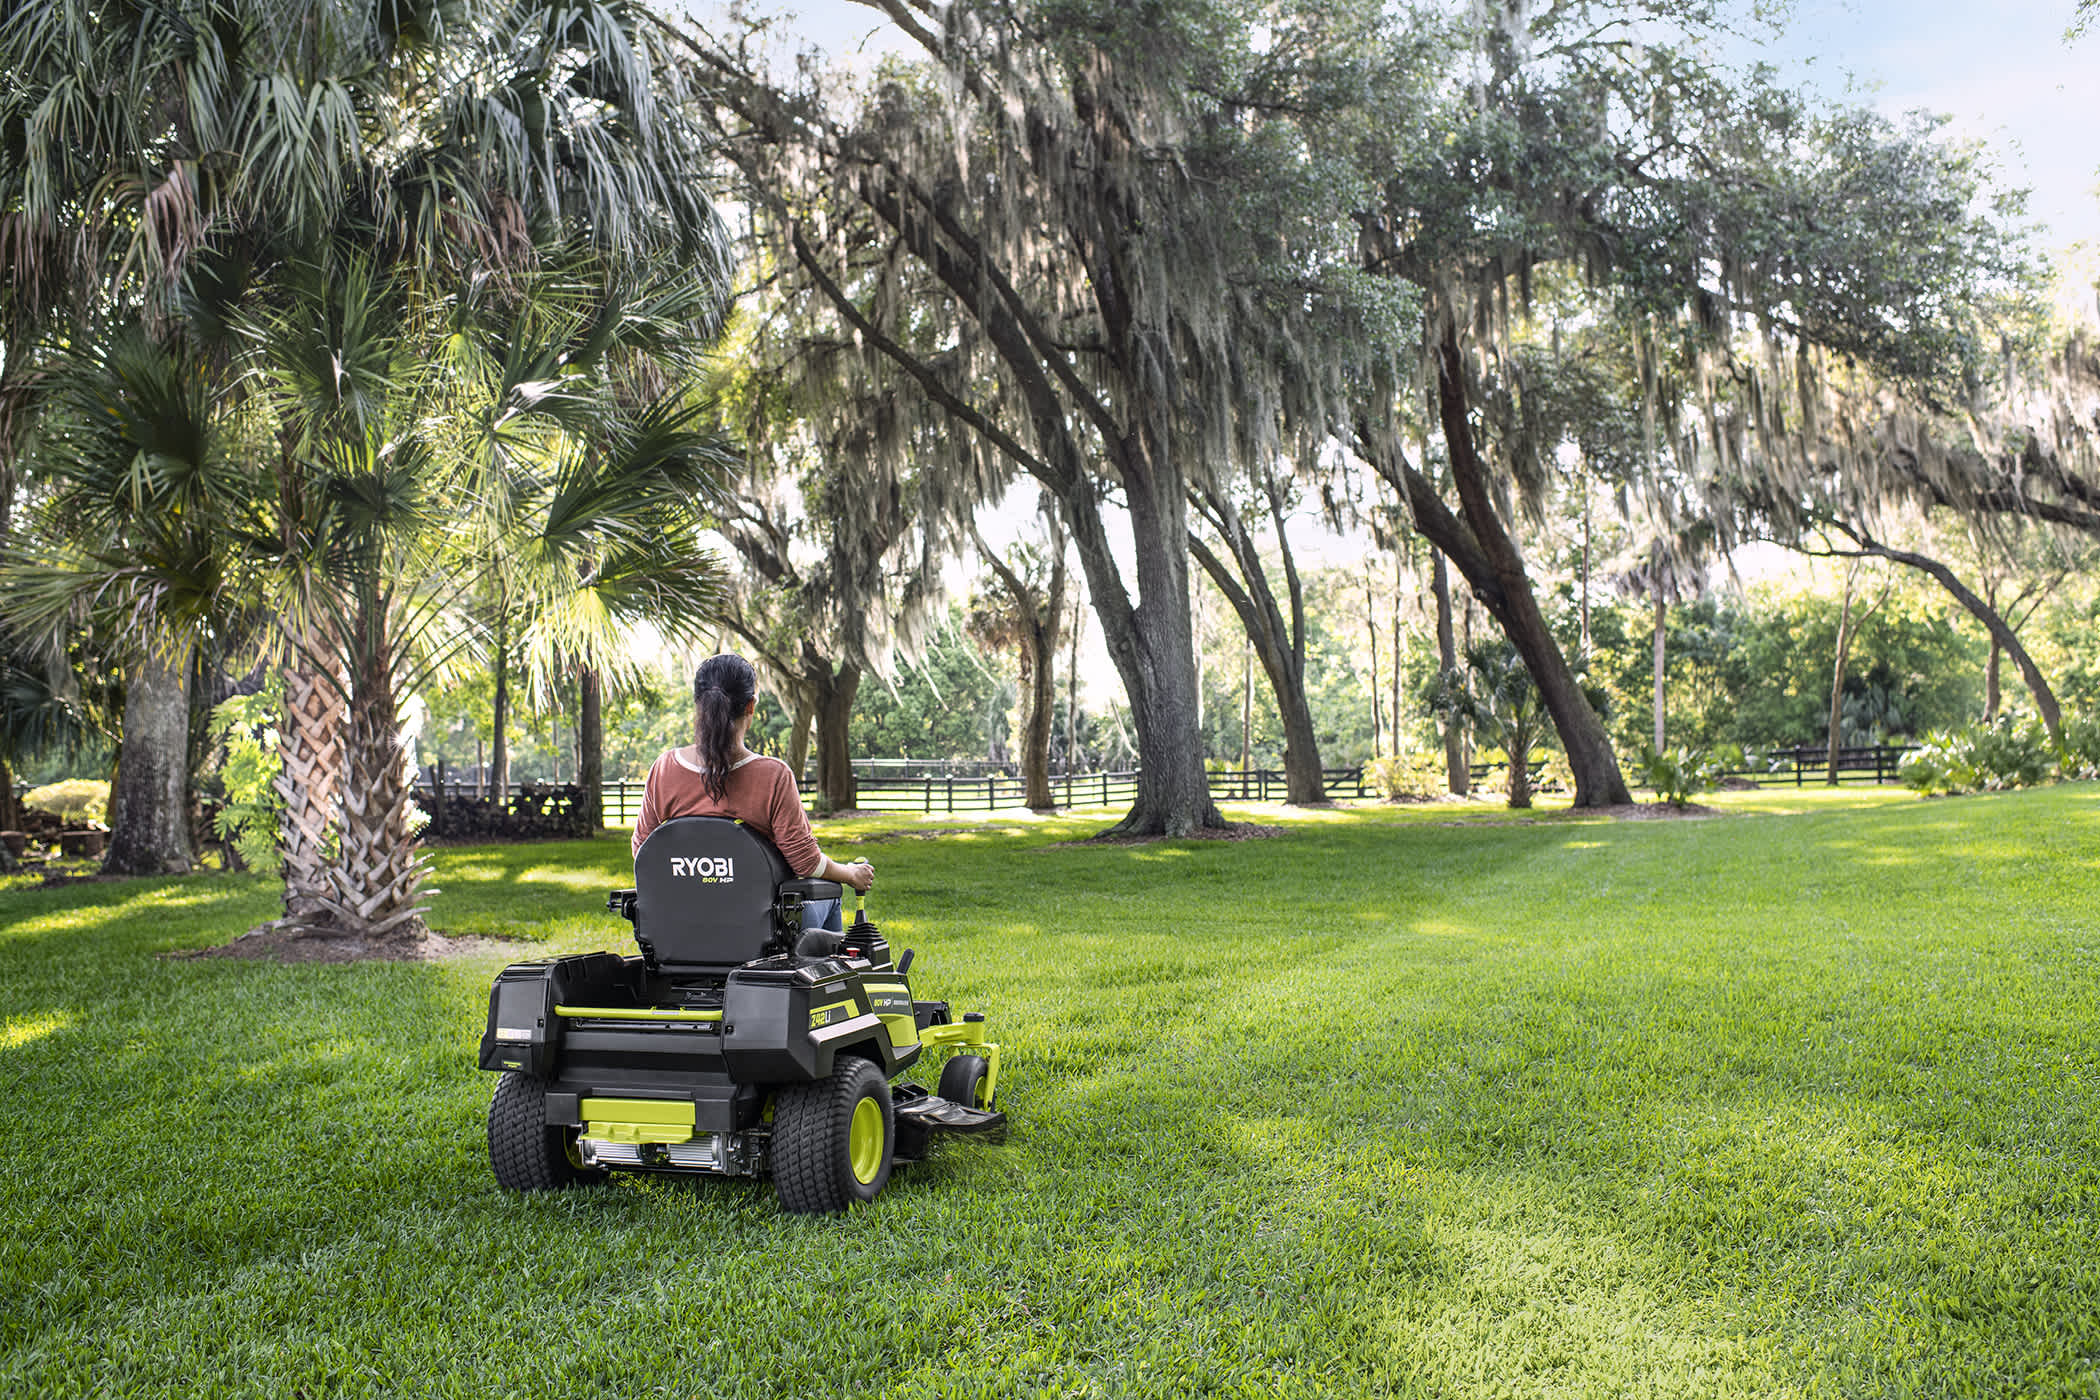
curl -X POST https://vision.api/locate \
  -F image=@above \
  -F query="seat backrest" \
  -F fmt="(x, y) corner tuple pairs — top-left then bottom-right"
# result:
(632, 816), (792, 968)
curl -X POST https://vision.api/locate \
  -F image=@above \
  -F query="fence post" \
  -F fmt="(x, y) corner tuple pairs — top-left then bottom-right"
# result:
(924, 776), (933, 814)
(946, 778), (954, 815)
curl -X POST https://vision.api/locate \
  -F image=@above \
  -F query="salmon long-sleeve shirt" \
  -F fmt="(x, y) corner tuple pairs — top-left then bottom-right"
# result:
(630, 748), (826, 875)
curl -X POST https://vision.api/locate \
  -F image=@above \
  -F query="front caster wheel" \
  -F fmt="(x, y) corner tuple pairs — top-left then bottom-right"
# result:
(939, 1053), (992, 1109)
(773, 1057), (894, 1213)
(488, 1071), (603, 1191)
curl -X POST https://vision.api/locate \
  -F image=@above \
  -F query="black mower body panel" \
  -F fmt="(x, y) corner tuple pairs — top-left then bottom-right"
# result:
(478, 815), (1000, 1191)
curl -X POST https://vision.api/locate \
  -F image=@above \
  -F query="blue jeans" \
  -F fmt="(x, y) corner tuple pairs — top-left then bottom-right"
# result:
(800, 898), (843, 932)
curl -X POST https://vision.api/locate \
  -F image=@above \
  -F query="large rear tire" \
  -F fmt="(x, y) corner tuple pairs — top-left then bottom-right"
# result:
(489, 1071), (602, 1191)
(773, 1056), (894, 1213)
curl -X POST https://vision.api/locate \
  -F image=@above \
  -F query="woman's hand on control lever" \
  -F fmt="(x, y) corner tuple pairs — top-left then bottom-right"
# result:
(843, 858), (874, 894)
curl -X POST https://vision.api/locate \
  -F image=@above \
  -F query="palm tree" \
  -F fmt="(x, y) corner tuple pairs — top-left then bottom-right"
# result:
(2, 0), (728, 928)
(1435, 640), (1551, 810)
(1, 326), (260, 873)
(237, 251), (729, 937)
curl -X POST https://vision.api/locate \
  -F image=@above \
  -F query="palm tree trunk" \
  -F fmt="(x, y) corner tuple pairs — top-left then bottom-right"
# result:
(276, 632), (344, 925)
(490, 615), (510, 806)
(1506, 717), (1535, 810)
(322, 625), (428, 939)
(103, 641), (195, 875)
(579, 666), (604, 833)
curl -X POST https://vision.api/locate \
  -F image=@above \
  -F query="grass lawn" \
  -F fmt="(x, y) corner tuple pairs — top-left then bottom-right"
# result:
(2, 786), (2097, 1397)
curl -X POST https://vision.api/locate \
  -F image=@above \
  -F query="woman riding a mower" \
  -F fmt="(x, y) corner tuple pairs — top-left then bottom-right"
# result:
(631, 652), (874, 931)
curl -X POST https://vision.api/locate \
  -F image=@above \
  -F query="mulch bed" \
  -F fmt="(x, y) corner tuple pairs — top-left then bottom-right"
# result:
(169, 922), (517, 964)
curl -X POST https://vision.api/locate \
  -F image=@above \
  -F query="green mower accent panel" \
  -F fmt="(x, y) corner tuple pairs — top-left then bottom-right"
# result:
(477, 816), (1006, 1213)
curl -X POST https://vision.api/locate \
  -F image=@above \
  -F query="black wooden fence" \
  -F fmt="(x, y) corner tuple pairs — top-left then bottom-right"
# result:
(430, 745), (1921, 824)
(7, 743), (1922, 836)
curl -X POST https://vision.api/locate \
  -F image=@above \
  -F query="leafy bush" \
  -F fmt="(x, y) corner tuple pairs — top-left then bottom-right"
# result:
(208, 685), (285, 872)
(418, 783), (592, 841)
(1534, 751), (1575, 794)
(2056, 715), (2100, 781)
(1366, 753), (1447, 800)
(1899, 716), (2052, 796)
(24, 779), (109, 825)
(1636, 745), (1725, 807)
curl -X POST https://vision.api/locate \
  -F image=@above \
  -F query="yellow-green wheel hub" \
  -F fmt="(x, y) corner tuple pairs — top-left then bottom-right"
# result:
(848, 1095), (885, 1184)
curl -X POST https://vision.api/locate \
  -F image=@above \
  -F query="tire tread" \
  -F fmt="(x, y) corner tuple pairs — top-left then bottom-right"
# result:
(773, 1057), (891, 1213)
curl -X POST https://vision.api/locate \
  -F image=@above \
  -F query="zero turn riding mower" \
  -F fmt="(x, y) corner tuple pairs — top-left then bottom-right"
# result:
(477, 815), (1006, 1212)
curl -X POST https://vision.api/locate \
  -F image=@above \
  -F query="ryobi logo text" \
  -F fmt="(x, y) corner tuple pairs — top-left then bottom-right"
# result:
(668, 856), (735, 882)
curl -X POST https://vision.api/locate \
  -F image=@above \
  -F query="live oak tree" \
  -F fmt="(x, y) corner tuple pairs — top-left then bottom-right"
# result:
(1351, 0), (2065, 806)
(674, 0), (1416, 834)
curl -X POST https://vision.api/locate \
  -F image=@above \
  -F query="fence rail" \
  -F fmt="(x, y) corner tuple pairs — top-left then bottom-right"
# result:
(7, 743), (1928, 836)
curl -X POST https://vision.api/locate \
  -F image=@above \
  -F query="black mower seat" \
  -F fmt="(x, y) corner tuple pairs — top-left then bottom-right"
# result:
(632, 816), (837, 970)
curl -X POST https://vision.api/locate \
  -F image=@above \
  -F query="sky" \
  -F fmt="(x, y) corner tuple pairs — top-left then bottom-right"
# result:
(1746, 0), (2098, 253)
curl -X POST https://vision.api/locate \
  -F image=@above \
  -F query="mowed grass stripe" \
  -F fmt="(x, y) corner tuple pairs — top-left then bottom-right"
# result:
(0, 786), (2094, 1397)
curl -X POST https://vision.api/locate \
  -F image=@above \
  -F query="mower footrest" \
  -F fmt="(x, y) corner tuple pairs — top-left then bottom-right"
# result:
(892, 1090), (1007, 1159)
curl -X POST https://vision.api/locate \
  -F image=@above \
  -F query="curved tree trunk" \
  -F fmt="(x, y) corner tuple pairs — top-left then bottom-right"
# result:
(1431, 550), (1469, 795)
(1189, 535), (1327, 806)
(578, 666), (604, 833)
(1985, 642), (2001, 721)
(772, 172), (1221, 836)
(1833, 531), (2062, 742)
(1364, 330), (1630, 807)
(103, 641), (195, 876)
(1187, 477), (1329, 806)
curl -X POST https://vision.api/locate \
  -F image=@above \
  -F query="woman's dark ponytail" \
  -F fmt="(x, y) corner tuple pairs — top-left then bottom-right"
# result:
(692, 653), (759, 802)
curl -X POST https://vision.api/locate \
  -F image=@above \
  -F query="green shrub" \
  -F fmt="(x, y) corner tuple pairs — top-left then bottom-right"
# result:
(1366, 753), (1447, 800)
(2056, 714), (2100, 781)
(1636, 745), (1727, 807)
(1900, 716), (2051, 796)
(208, 684), (285, 871)
(24, 779), (110, 824)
